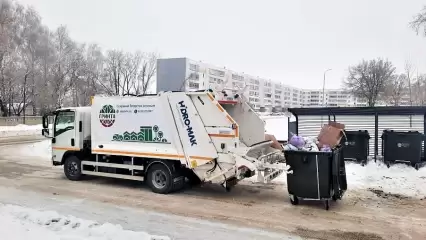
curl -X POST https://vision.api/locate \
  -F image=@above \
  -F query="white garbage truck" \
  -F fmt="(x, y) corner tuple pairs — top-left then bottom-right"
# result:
(41, 90), (286, 194)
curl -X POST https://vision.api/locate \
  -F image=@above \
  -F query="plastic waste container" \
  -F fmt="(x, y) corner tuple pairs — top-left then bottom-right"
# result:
(284, 147), (347, 210)
(340, 130), (370, 165)
(381, 130), (424, 170)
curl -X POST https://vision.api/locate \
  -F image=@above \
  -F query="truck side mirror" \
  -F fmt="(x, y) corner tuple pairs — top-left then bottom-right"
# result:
(42, 115), (49, 128)
(42, 128), (49, 137)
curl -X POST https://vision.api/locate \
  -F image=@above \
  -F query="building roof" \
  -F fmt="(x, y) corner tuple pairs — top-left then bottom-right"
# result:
(288, 106), (426, 116)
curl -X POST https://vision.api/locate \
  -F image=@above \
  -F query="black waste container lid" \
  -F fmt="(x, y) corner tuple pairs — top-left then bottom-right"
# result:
(344, 130), (370, 138)
(381, 130), (423, 138)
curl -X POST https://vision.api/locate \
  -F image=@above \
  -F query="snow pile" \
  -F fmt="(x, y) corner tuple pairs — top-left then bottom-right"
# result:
(345, 161), (426, 198)
(0, 204), (171, 240)
(13, 140), (52, 159)
(263, 117), (289, 141)
(0, 124), (42, 138)
(264, 160), (426, 199)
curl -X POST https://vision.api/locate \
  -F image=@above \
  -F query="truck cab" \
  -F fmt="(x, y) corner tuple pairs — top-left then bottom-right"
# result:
(42, 107), (91, 166)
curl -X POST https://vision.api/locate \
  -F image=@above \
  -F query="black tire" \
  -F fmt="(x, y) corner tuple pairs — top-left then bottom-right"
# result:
(146, 163), (184, 194)
(64, 155), (83, 181)
(290, 195), (299, 205)
(386, 162), (390, 168)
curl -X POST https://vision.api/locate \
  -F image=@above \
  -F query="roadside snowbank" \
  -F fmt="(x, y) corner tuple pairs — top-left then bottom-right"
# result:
(345, 161), (426, 198)
(0, 124), (42, 138)
(0, 203), (170, 240)
(264, 160), (426, 199)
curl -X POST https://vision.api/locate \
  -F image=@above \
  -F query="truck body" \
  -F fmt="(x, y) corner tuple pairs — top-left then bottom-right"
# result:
(42, 90), (286, 193)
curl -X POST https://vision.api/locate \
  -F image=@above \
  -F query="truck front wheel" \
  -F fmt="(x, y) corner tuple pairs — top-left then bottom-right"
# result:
(146, 163), (173, 194)
(64, 155), (83, 181)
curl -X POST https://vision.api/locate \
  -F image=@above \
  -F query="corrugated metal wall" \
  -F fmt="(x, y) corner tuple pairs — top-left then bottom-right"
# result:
(297, 115), (424, 157)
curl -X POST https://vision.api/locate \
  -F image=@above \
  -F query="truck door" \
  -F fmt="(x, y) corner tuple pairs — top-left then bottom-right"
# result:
(52, 110), (78, 165)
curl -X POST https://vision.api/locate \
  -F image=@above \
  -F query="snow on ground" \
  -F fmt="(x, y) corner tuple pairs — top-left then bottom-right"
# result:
(8, 136), (426, 199)
(344, 160), (426, 198)
(0, 124), (42, 138)
(3, 121), (426, 199)
(0, 203), (170, 240)
(0, 187), (300, 240)
(262, 160), (426, 199)
(13, 140), (51, 159)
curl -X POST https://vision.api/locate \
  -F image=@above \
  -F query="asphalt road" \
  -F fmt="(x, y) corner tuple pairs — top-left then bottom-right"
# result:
(0, 137), (425, 240)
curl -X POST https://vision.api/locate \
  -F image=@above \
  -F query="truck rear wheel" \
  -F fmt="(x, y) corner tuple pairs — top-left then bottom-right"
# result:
(147, 163), (174, 194)
(64, 155), (83, 181)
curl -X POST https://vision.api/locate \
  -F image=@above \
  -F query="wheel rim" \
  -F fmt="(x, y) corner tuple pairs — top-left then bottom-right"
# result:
(152, 170), (167, 189)
(67, 161), (79, 176)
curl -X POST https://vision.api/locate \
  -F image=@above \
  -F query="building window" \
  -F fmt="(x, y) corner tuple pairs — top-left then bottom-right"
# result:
(265, 93), (272, 98)
(249, 91), (259, 96)
(250, 79), (259, 85)
(209, 69), (225, 77)
(188, 82), (199, 89)
(209, 77), (224, 84)
(249, 97), (259, 103)
(249, 85), (259, 91)
(189, 64), (199, 72)
(188, 72), (199, 80)
(232, 74), (244, 81)
(232, 82), (244, 88)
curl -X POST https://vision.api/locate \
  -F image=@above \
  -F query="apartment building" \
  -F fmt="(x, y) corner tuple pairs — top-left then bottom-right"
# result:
(156, 57), (362, 111)
(302, 89), (367, 107)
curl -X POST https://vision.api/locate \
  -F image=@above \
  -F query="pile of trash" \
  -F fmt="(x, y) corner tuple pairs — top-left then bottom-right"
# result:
(284, 134), (332, 152)
(283, 121), (346, 152)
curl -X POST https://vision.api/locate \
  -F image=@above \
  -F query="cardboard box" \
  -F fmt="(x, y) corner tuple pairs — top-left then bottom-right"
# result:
(317, 121), (345, 148)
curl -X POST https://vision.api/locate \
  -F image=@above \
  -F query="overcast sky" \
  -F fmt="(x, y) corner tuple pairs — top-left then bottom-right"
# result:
(17, 0), (426, 90)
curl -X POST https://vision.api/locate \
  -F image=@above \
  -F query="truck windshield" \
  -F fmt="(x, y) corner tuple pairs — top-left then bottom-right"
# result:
(54, 111), (75, 137)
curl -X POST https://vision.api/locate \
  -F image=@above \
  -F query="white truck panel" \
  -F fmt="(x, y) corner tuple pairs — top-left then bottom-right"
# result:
(222, 101), (266, 147)
(166, 92), (219, 168)
(91, 95), (186, 163)
(191, 93), (232, 128)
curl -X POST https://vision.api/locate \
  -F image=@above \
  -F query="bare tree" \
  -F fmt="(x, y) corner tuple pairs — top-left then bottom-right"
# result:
(0, 0), (16, 116)
(412, 74), (426, 105)
(0, 0), (159, 115)
(383, 74), (407, 106)
(404, 60), (415, 106)
(101, 49), (124, 95)
(101, 50), (157, 96)
(344, 58), (396, 107)
(410, 6), (426, 36)
(134, 52), (157, 95)
(50, 25), (75, 108)
(76, 43), (104, 106)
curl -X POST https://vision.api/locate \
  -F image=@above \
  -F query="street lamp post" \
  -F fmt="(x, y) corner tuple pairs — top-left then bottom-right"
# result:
(322, 68), (332, 107)
(321, 68), (332, 126)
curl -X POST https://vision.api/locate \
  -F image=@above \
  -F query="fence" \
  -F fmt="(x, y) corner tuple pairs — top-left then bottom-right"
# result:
(0, 116), (43, 126)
